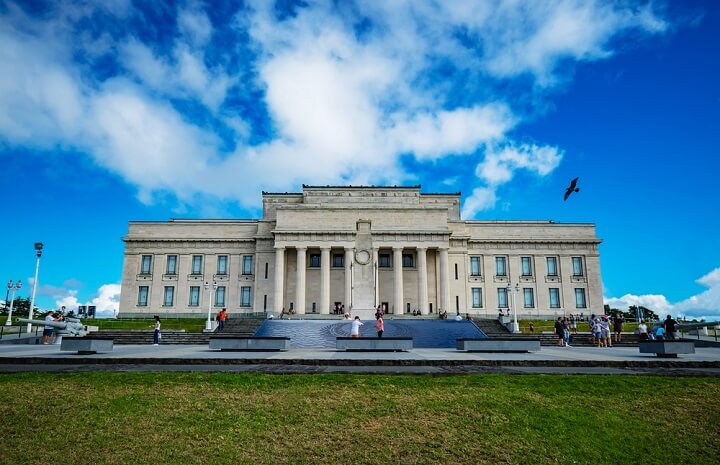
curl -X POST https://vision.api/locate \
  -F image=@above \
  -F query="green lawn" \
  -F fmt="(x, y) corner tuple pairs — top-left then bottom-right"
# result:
(518, 319), (640, 334)
(80, 318), (208, 332)
(1, 373), (718, 465)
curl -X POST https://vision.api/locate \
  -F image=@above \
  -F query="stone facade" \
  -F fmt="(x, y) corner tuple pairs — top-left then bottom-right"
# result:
(119, 186), (603, 319)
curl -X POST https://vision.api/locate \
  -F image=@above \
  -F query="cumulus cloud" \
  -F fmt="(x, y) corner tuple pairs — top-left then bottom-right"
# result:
(605, 267), (720, 321)
(50, 283), (121, 317)
(0, 0), (669, 211)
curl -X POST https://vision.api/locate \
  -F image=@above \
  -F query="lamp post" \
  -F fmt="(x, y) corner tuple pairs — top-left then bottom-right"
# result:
(5, 280), (22, 326)
(27, 243), (43, 333)
(506, 283), (520, 333)
(204, 280), (217, 331)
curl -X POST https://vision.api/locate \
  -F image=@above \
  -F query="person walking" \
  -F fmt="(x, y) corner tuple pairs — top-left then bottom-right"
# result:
(376, 314), (384, 338)
(153, 316), (161, 346)
(351, 316), (363, 338)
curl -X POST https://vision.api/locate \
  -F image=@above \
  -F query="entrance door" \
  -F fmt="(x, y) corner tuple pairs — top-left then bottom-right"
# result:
(381, 301), (389, 314)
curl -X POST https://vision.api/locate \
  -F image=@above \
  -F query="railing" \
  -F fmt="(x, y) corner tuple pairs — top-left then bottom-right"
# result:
(0, 324), (42, 340)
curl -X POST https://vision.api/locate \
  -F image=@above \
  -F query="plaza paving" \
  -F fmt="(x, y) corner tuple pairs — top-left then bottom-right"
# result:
(1, 342), (719, 375)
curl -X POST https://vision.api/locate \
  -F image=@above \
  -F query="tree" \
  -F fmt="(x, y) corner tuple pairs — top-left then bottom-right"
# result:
(1, 297), (37, 318)
(625, 305), (658, 322)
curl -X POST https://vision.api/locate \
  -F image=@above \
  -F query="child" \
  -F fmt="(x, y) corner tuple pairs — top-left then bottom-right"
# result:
(351, 316), (363, 338)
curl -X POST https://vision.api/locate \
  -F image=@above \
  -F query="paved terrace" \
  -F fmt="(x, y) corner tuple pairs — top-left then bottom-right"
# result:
(1, 343), (719, 376)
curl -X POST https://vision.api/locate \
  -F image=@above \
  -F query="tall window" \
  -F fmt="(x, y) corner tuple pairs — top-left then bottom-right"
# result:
(549, 288), (560, 308)
(575, 288), (587, 308)
(572, 257), (584, 276)
(240, 287), (252, 307)
(189, 286), (200, 306)
(379, 254), (391, 268)
(140, 255), (152, 274)
(191, 255), (203, 275)
(163, 286), (174, 307)
(546, 257), (558, 276)
(309, 254), (321, 268)
(523, 288), (534, 308)
(333, 254), (344, 267)
(497, 288), (508, 308)
(166, 255), (177, 275)
(470, 257), (481, 276)
(521, 257), (533, 276)
(217, 255), (228, 275)
(471, 288), (483, 308)
(215, 286), (226, 307)
(242, 255), (254, 275)
(403, 254), (414, 268)
(495, 257), (507, 276)
(137, 286), (149, 306)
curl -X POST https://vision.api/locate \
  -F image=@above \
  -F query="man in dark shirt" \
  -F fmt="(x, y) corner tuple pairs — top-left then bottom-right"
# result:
(664, 315), (679, 340)
(613, 314), (624, 343)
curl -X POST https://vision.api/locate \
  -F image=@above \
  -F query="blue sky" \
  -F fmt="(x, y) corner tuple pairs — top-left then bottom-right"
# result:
(1, 0), (718, 319)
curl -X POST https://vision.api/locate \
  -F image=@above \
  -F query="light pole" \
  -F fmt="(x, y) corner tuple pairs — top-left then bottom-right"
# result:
(204, 280), (217, 331)
(506, 283), (520, 333)
(27, 243), (43, 333)
(5, 280), (22, 326)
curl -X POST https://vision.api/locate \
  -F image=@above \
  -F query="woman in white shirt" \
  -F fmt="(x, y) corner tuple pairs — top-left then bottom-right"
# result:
(351, 316), (363, 338)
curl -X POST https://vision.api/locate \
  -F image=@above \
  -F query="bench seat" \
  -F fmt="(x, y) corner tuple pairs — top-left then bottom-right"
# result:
(457, 338), (541, 353)
(336, 337), (412, 352)
(60, 337), (114, 354)
(209, 336), (290, 351)
(639, 340), (695, 358)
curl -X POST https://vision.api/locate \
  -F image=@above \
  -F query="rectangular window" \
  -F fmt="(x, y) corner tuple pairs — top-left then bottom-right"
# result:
(575, 288), (587, 308)
(216, 255), (228, 275)
(454, 263), (458, 280)
(240, 286), (252, 307)
(471, 288), (483, 308)
(521, 257), (533, 276)
(242, 255), (253, 275)
(470, 256), (481, 276)
(264, 262), (268, 279)
(403, 254), (414, 268)
(309, 253), (321, 268)
(572, 257), (584, 276)
(191, 255), (203, 275)
(497, 288), (508, 308)
(523, 288), (535, 308)
(166, 255), (177, 275)
(379, 254), (391, 268)
(333, 254), (344, 267)
(546, 257), (558, 276)
(215, 286), (226, 307)
(495, 257), (507, 276)
(137, 286), (149, 306)
(189, 286), (200, 306)
(140, 255), (152, 274)
(163, 286), (174, 307)
(549, 288), (560, 308)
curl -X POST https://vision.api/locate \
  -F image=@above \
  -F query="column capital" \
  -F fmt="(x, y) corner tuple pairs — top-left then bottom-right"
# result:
(320, 245), (331, 251)
(392, 246), (403, 252)
(417, 246), (428, 251)
(344, 246), (353, 252)
(296, 246), (307, 251)
(274, 245), (285, 250)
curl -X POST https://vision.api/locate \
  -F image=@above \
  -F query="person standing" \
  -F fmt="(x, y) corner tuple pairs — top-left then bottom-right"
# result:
(351, 316), (363, 338)
(637, 320), (649, 341)
(375, 314), (384, 338)
(217, 308), (227, 332)
(554, 317), (564, 347)
(153, 316), (161, 346)
(664, 315), (679, 340)
(42, 311), (56, 345)
(614, 314), (624, 343)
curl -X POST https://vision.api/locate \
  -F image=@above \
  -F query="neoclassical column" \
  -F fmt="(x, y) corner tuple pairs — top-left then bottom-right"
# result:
(373, 247), (379, 308)
(344, 247), (353, 311)
(417, 247), (428, 314)
(295, 247), (307, 314)
(439, 247), (450, 314)
(393, 246), (404, 314)
(274, 246), (285, 313)
(320, 246), (331, 314)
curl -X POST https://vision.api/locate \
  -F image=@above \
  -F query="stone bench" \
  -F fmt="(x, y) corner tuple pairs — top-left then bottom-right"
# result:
(209, 336), (290, 351)
(456, 338), (541, 353)
(639, 340), (695, 358)
(60, 337), (114, 355)
(336, 337), (412, 352)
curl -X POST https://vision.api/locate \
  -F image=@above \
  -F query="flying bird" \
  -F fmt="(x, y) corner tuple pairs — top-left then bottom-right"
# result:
(564, 177), (580, 201)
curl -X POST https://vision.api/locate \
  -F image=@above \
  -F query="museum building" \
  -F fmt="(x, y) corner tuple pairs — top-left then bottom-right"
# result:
(118, 185), (603, 318)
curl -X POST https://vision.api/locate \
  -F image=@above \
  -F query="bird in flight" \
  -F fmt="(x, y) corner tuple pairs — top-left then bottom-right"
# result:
(564, 177), (579, 201)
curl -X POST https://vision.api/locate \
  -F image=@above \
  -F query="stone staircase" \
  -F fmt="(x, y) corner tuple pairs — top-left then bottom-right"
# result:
(219, 318), (265, 335)
(473, 318), (512, 337)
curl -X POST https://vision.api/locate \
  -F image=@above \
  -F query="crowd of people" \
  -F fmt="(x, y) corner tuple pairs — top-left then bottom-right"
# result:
(549, 313), (681, 348)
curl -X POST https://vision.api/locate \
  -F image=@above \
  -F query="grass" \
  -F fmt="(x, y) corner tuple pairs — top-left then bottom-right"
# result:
(0, 373), (718, 465)
(518, 319), (640, 334)
(80, 318), (208, 332)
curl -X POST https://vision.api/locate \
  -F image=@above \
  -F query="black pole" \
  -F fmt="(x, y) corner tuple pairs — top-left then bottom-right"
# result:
(4, 289), (8, 313)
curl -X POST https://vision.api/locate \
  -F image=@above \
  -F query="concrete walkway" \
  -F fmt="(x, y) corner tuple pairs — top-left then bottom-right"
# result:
(2, 343), (720, 375)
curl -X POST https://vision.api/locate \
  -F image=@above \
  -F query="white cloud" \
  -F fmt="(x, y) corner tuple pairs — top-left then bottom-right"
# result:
(0, 1), (669, 211)
(50, 283), (121, 317)
(605, 267), (720, 321)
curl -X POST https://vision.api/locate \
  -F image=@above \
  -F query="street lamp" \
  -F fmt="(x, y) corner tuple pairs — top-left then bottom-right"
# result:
(506, 283), (520, 333)
(5, 280), (22, 326)
(27, 242), (43, 333)
(204, 280), (217, 331)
